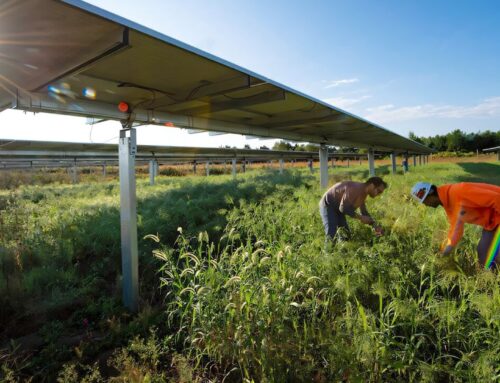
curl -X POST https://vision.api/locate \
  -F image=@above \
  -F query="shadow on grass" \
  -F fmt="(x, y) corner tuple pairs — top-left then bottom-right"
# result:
(456, 162), (500, 184)
(0, 170), (316, 379)
(138, 171), (314, 246)
(1, 171), (315, 315)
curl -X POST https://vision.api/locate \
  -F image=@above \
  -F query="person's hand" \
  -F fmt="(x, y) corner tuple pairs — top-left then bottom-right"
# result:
(359, 215), (374, 225)
(442, 245), (454, 256)
(373, 225), (384, 236)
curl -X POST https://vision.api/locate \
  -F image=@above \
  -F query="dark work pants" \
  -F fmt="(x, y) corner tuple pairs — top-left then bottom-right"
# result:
(477, 226), (498, 270)
(319, 198), (350, 241)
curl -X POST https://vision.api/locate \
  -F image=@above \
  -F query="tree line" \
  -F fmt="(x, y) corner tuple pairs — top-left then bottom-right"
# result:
(409, 129), (499, 152)
(268, 129), (499, 153)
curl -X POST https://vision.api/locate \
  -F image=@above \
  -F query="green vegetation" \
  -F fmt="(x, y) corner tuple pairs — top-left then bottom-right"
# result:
(1, 162), (499, 382)
(410, 129), (500, 153)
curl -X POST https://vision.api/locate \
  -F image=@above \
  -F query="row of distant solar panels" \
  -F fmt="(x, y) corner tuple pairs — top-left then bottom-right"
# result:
(0, 158), (320, 170)
(0, 140), (373, 160)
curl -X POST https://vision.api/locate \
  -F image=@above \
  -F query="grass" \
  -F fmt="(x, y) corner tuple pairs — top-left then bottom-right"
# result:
(0, 161), (499, 382)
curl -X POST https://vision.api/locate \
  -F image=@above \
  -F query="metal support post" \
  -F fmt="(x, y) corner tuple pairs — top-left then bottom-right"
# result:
(413, 155), (417, 167)
(319, 144), (329, 189)
(404, 153), (409, 173)
(118, 125), (138, 312)
(308, 159), (313, 173)
(279, 158), (284, 174)
(102, 163), (106, 179)
(232, 158), (237, 178)
(390, 152), (397, 174)
(193, 161), (197, 174)
(206, 161), (210, 176)
(242, 160), (246, 173)
(149, 159), (155, 185)
(368, 149), (375, 176)
(71, 160), (78, 184)
(154, 160), (159, 176)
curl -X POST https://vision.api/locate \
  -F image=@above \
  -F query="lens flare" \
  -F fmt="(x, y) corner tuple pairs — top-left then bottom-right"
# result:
(48, 83), (76, 99)
(82, 87), (96, 99)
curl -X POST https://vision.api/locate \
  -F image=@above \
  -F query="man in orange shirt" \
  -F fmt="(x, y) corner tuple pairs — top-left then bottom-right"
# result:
(411, 182), (500, 269)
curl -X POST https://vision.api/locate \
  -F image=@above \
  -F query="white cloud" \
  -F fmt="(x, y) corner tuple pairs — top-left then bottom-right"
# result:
(364, 97), (500, 123)
(324, 78), (359, 89)
(323, 95), (371, 110)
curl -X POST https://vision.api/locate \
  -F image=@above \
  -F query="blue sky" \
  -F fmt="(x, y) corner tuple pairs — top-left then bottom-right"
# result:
(1, 0), (499, 146)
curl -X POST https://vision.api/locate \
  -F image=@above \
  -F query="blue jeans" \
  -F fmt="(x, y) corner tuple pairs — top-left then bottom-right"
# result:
(319, 198), (350, 241)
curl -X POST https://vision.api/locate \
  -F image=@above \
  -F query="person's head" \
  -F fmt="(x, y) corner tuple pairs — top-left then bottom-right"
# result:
(411, 182), (441, 208)
(365, 177), (387, 198)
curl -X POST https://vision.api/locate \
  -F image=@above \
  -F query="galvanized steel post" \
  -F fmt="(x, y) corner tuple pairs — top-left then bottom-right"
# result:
(368, 149), (375, 176)
(118, 125), (138, 312)
(71, 159), (78, 184)
(390, 152), (397, 174)
(319, 144), (329, 189)
(149, 160), (155, 185)
(279, 158), (284, 174)
(206, 161), (210, 176)
(232, 158), (237, 178)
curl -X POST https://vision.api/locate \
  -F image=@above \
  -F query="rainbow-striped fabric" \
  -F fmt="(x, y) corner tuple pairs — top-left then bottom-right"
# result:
(485, 226), (500, 270)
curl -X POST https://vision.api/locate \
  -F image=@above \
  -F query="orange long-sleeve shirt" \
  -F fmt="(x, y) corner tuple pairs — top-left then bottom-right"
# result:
(437, 183), (500, 247)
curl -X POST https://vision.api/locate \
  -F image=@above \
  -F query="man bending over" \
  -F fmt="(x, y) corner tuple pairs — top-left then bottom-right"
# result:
(411, 182), (499, 270)
(319, 177), (387, 241)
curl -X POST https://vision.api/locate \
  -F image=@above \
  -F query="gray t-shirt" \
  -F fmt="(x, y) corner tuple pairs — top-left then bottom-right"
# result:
(321, 181), (370, 217)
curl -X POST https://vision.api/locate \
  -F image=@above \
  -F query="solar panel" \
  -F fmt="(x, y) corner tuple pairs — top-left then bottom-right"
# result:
(0, 0), (431, 153)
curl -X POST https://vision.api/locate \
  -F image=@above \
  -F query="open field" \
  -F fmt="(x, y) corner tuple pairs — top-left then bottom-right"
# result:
(1, 160), (499, 382)
(0, 153), (497, 190)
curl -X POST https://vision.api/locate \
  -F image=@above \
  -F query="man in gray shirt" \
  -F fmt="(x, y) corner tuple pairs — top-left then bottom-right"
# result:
(319, 177), (387, 241)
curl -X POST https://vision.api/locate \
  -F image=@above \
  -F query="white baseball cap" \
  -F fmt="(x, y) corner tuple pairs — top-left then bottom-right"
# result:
(411, 182), (432, 203)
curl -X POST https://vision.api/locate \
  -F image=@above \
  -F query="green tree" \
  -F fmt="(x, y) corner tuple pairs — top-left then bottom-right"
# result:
(446, 130), (466, 152)
(272, 140), (293, 151)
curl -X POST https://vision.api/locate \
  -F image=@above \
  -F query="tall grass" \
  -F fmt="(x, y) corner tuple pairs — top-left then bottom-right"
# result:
(1, 162), (499, 381)
(152, 162), (500, 381)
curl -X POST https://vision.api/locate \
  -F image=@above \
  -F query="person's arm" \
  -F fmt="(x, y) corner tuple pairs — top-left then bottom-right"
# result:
(360, 202), (371, 217)
(359, 202), (375, 227)
(442, 206), (465, 255)
(339, 197), (373, 224)
(361, 202), (385, 234)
